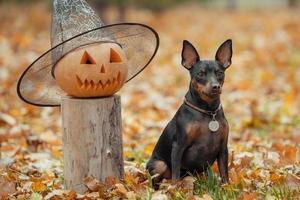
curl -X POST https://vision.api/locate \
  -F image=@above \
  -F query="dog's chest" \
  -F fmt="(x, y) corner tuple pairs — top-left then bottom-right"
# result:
(185, 116), (226, 145)
(182, 117), (227, 169)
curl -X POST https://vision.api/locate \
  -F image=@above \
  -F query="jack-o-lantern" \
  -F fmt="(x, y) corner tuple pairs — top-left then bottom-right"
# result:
(54, 43), (128, 97)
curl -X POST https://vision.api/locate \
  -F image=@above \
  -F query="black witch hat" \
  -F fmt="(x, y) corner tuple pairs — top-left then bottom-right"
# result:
(17, 0), (159, 106)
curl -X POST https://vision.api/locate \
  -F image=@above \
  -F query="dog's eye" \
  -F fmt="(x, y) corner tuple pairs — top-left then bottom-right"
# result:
(198, 71), (206, 77)
(216, 71), (224, 78)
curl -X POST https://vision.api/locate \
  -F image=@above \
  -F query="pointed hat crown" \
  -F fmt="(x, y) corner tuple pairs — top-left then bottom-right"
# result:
(51, 0), (108, 63)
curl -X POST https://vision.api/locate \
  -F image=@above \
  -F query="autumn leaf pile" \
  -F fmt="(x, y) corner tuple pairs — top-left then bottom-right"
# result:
(0, 3), (299, 200)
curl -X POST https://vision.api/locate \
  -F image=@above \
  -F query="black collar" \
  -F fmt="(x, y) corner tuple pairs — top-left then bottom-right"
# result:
(184, 98), (222, 116)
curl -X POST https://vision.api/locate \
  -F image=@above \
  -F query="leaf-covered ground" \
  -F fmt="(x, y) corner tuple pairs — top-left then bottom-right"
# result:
(0, 3), (300, 200)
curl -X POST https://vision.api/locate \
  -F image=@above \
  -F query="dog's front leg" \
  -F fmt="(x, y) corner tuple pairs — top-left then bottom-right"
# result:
(217, 139), (229, 184)
(171, 143), (184, 184)
(171, 127), (187, 184)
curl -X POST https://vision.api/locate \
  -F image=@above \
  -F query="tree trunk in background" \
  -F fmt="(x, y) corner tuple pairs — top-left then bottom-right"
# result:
(93, 0), (108, 23)
(92, 0), (126, 23)
(288, 0), (298, 7)
(227, 0), (237, 10)
(118, 4), (126, 22)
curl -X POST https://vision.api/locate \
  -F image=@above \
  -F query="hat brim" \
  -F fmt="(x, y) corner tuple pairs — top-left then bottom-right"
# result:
(17, 23), (159, 107)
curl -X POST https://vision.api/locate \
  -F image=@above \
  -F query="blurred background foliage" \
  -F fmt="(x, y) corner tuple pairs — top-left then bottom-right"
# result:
(0, 0), (299, 9)
(0, 0), (299, 23)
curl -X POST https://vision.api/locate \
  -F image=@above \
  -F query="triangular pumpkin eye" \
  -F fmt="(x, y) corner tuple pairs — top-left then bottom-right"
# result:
(110, 48), (122, 63)
(81, 51), (96, 64)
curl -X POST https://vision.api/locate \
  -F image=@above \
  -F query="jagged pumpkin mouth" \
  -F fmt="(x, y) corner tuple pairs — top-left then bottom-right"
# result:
(76, 71), (122, 90)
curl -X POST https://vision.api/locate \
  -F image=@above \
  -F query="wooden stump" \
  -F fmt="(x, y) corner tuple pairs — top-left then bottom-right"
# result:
(61, 95), (124, 193)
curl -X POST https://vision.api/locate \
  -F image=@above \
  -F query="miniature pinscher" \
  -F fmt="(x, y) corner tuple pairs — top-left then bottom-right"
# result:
(147, 39), (232, 188)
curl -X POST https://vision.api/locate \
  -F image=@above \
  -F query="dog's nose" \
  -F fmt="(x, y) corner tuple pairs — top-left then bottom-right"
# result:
(212, 84), (221, 90)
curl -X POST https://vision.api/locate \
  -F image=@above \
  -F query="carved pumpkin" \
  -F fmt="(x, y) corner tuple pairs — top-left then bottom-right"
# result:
(54, 43), (128, 97)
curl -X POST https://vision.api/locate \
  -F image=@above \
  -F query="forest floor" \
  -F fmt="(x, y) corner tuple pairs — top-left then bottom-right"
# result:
(0, 3), (300, 200)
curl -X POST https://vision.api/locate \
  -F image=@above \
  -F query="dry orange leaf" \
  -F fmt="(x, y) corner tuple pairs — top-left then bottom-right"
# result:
(114, 183), (128, 196)
(105, 176), (119, 189)
(284, 174), (300, 190)
(0, 177), (16, 197)
(83, 176), (102, 192)
(31, 181), (47, 192)
(241, 192), (258, 200)
(270, 172), (283, 184)
(65, 190), (77, 200)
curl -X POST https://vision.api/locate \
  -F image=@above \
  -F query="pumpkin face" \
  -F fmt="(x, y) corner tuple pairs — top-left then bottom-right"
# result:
(54, 43), (128, 97)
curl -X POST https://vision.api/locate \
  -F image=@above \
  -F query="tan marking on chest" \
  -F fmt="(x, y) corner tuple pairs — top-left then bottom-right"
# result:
(186, 119), (228, 144)
(186, 123), (202, 144)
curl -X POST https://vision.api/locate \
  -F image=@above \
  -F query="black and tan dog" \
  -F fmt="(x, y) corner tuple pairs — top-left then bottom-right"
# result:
(147, 39), (232, 187)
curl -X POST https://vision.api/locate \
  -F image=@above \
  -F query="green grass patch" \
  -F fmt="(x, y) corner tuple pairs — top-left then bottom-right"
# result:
(194, 168), (241, 200)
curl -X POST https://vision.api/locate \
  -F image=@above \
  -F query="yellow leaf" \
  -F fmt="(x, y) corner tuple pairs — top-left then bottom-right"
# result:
(200, 194), (213, 200)
(242, 192), (258, 200)
(32, 181), (47, 192)
(115, 183), (127, 195)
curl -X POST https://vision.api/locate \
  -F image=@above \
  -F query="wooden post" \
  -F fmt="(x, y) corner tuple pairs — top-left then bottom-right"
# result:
(61, 95), (124, 193)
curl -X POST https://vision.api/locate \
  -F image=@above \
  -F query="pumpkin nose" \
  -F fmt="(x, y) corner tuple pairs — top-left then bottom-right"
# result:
(100, 64), (106, 73)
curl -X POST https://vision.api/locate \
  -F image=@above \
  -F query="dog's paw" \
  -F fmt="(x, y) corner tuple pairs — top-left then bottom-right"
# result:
(167, 184), (177, 192)
(167, 179), (185, 191)
(220, 182), (230, 188)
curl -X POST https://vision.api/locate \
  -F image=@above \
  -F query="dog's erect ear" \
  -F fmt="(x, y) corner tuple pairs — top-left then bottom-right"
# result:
(181, 40), (200, 70)
(215, 39), (232, 69)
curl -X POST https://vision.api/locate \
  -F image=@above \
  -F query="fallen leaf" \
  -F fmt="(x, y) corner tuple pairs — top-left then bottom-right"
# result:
(0, 176), (16, 197)
(114, 183), (128, 196)
(200, 194), (213, 200)
(151, 192), (168, 200)
(241, 192), (258, 200)
(126, 191), (137, 200)
(284, 174), (300, 190)
(32, 181), (47, 192)
(30, 193), (43, 200)
(105, 176), (119, 189)
(83, 176), (101, 192)
(44, 189), (69, 200)
(0, 113), (16, 126)
(65, 190), (77, 200)
(182, 176), (195, 191)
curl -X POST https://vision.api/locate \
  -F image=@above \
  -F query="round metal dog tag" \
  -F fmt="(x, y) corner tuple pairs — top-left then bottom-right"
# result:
(209, 120), (220, 132)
